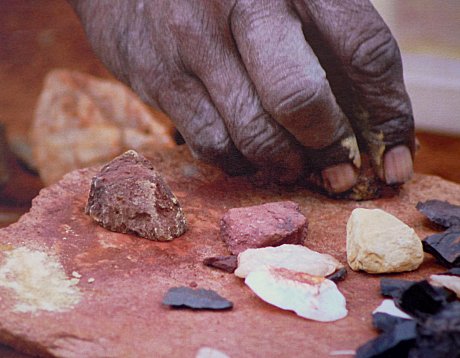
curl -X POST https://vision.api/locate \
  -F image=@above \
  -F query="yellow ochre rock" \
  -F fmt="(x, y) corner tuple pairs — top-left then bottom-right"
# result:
(346, 208), (424, 273)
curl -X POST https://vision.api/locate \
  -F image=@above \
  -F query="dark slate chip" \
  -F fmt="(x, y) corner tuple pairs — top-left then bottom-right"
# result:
(409, 301), (460, 358)
(372, 312), (412, 334)
(326, 267), (347, 283)
(362, 279), (460, 358)
(416, 200), (460, 228)
(356, 320), (417, 358)
(443, 267), (460, 276)
(396, 280), (456, 321)
(203, 255), (238, 273)
(423, 228), (460, 268)
(380, 278), (414, 300)
(163, 287), (233, 310)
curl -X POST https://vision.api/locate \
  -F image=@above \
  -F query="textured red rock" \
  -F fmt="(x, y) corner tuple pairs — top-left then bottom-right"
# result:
(0, 146), (459, 357)
(86, 150), (187, 241)
(220, 201), (308, 255)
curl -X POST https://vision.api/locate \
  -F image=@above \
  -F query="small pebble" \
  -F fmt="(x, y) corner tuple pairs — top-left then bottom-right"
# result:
(71, 271), (82, 279)
(203, 255), (238, 273)
(195, 347), (230, 358)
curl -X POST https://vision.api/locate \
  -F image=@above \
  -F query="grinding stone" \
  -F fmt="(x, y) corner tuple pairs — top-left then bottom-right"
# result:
(0, 146), (459, 357)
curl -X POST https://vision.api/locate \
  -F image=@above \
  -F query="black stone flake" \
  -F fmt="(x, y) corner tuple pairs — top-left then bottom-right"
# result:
(326, 267), (348, 283)
(163, 287), (233, 310)
(372, 312), (411, 334)
(380, 278), (413, 300)
(359, 279), (459, 358)
(356, 320), (417, 358)
(444, 267), (460, 276)
(396, 280), (455, 321)
(416, 200), (460, 228)
(409, 302), (460, 358)
(423, 227), (460, 268)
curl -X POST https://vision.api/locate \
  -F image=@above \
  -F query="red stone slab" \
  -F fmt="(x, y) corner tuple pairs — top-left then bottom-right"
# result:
(0, 147), (459, 358)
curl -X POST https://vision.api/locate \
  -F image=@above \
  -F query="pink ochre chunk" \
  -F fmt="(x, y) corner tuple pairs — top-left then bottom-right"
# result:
(220, 201), (308, 255)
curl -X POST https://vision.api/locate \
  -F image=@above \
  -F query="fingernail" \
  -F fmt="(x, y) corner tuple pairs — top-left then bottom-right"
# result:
(322, 163), (358, 193)
(384, 145), (413, 184)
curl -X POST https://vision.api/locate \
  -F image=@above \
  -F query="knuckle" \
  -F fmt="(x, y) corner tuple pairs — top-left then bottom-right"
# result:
(270, 78), (324, 119)
(238, 120), (289, 163)
(372, 115), (415, 147)
(166, 89), (233, 164)
(231, 0), (273, 31)
(350, 27), (401, 78)
(167, 2), (196, 33)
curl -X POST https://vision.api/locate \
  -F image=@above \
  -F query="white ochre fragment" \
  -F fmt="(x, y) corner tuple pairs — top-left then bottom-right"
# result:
(245, 266), (348, 322)
(346, 208), (424, 273)
(235, 244), (342, 279)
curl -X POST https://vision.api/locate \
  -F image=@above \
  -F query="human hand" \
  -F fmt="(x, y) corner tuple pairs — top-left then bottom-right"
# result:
(69, 0), (414, 193)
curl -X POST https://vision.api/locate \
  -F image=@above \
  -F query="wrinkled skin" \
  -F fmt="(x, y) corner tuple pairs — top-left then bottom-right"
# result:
(68, 0), (415, 193)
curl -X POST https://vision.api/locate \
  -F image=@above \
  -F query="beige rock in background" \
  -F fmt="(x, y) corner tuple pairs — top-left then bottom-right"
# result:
(346, 208), (424, 273)
(30, 69), (176, 185)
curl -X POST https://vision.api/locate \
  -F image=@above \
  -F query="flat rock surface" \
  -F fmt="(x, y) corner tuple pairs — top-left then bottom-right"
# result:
(0, 146), (459, 358)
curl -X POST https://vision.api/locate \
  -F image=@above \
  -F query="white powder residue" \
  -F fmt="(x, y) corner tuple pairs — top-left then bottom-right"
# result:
(196, 347), (230, 358)
(341, 136), (361, 168)
(0, 247), (82, 313)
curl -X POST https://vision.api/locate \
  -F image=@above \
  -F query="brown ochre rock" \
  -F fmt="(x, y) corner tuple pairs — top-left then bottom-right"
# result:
(85, 150), (186, 241)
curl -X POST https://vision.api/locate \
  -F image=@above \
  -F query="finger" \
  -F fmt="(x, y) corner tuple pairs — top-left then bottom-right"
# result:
(230, 1), (360, 191)
(173, 8), (310, 184)
(297, 0), (414, 184)
(156, 74), (253, 176)
(230, 2), (357, 152)
(201, 56), (305, 184)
